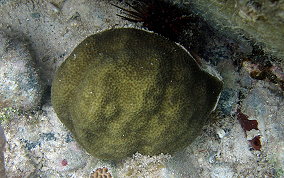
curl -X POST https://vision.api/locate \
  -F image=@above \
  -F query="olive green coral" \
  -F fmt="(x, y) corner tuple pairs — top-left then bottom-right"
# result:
(51, 28), (222, 160)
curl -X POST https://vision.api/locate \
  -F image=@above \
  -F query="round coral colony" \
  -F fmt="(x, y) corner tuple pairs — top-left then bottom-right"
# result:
(51, 28), (222, 160)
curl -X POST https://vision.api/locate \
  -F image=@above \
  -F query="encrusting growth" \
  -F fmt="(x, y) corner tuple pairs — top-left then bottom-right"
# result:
(51, 28), (222, 160)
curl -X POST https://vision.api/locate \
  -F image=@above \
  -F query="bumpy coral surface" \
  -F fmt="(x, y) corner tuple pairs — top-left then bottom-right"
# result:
(51, 28), (222, 160)
(91, 167), (112, 178)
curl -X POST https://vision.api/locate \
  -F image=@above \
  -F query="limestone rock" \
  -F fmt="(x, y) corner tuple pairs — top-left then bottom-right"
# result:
(0, 31), (43, 111)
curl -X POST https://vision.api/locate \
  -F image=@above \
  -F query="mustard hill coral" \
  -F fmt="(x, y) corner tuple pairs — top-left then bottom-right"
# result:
(51, 28), (222, 160)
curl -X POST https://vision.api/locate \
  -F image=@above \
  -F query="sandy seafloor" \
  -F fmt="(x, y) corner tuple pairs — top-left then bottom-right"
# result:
(0, 0), (283, 177)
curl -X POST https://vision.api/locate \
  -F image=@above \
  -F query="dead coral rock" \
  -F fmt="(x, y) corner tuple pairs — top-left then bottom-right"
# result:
(0, 30), (43, 111)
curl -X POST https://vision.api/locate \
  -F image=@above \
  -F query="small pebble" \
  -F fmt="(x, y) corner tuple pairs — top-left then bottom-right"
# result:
(216, 128), (226, 139)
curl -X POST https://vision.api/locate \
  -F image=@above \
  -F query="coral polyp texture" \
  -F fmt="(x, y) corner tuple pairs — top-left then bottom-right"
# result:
(51, 28), (222, 160)
(90, 167), (112, 178)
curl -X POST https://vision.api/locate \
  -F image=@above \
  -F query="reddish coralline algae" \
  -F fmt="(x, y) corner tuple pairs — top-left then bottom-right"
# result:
(236, 108), (262, 151)
(61, 159), (68, 166)
(236, 108), (259, 133)
(249, 136), (261, 151)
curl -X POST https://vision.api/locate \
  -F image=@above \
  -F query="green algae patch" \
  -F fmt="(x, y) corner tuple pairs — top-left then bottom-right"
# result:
(51, 28), (222, 160)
